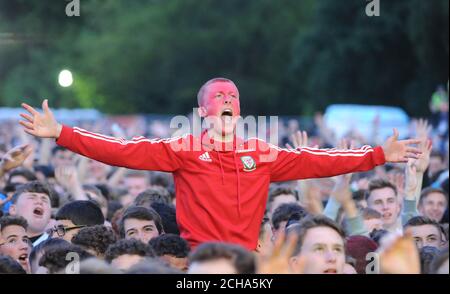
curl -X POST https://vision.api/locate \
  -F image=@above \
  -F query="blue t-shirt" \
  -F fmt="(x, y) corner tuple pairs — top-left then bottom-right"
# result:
(0, 193), (12, 213)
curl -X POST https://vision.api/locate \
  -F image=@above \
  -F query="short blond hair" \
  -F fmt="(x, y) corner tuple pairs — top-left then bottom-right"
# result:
(197, 78), (236, 106)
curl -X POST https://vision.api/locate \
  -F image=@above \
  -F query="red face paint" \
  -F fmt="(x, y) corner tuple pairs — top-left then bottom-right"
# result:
(201, 81), (241, 139)
(201, 81), (240, 117)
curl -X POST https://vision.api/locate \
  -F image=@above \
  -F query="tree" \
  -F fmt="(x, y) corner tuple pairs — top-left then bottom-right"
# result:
(288, 0), (449, 116)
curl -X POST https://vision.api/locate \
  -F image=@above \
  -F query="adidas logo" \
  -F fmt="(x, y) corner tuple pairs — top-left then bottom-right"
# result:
(199, 152), (212, 162)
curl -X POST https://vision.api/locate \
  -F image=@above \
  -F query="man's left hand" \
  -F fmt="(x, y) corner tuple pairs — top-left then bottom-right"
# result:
(382, 129), (421, 163)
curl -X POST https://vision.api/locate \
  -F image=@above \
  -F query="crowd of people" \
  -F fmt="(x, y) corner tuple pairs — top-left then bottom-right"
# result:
(0, 80), (448, 275)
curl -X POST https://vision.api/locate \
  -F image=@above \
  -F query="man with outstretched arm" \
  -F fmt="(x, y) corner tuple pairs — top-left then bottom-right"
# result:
(19, 78), (421, 250)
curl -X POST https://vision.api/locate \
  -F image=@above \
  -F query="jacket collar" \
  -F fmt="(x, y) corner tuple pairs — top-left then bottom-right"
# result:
(200, 130), (245, 152)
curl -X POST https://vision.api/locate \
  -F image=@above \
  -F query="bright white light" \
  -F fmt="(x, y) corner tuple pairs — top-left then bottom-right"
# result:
(58, 69), (73, 87)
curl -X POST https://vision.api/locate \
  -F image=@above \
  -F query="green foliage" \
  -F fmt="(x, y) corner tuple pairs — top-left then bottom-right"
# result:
(0, 0), (447, 117)
(288, 0), (449, 116)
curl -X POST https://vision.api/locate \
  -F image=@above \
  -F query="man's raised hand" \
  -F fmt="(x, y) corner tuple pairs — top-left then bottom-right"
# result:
(256, 231), (304, 274)
(285, 130), (319, 149)
(378, 232), (420, 274)
(0, 144), (33, 174)
(382, 128), (422, 163)
(20, 99), (62, 139)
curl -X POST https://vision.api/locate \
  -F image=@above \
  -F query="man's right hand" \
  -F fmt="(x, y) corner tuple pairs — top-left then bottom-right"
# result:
(20, 99), (62, 139)
(0, 144), (33, 178)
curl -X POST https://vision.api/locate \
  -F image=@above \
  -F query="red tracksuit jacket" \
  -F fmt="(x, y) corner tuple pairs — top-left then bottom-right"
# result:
(56, 125), (386, 250)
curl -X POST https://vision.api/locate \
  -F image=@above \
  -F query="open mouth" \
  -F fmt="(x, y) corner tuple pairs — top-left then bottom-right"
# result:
(323, 269), (337, 274)
(33, 207), (44, 217)
(220, 109), (234, 125)
(382, 213), (391, 220)
(221, 109), (233, 117)
(18, 254), (28, 264)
